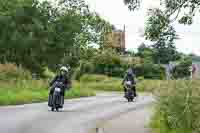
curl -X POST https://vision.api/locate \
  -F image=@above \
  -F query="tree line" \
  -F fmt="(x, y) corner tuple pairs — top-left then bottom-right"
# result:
(0, 0), (112, 75)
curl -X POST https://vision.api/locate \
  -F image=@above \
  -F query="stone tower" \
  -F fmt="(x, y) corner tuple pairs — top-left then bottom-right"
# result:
(104, 25), (126, 53)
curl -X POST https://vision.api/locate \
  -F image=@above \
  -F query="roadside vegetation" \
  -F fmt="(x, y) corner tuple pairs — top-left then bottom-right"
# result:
(150, 80), (200, 133)
(0, 64), (95, 105)
(0, 0), (197, 132)
(0, 64), (165, 105)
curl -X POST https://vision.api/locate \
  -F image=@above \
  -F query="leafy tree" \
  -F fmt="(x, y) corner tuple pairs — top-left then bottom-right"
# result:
(0, 0), (112, 74)
(124, 0), (200, 25)
(124, 0), (197, 64)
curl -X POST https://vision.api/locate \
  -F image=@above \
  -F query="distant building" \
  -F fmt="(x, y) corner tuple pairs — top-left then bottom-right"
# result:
(104, 25), (126, 52)
(192, 56), (200, 79)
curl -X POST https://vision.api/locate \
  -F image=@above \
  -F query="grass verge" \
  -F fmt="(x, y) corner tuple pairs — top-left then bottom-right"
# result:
(149, 80), (200, 133)
(0, 80), (95, 106)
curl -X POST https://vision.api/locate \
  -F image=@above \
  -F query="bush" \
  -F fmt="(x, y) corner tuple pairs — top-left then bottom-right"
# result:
(43, 67), (55, 79)
(172, 57), (192, 79)
(80, 74), (108, 82)
(72, 61), (95, 80)
(134, 63), (165, 79)
(0, 64), (31, 80)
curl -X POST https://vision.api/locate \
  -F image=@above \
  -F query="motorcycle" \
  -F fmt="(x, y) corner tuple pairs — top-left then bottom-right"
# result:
(48, 81), (64, 112)
(124, 81), (134, 102)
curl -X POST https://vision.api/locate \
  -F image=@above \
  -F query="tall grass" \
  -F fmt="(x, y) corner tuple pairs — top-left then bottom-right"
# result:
(79, 74), (166, 92)
(0, 80), (95, 105)
(0, 64), (95, 105)
(0, 64), (31, 80)
(0, 80), (49, 105)
(150, 80), (200, 133)
(80, 74), (123, 91)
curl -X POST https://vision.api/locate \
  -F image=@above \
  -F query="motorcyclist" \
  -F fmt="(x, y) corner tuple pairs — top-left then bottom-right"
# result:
(49, 66), (71, 106)
(122, 67), (137, 98)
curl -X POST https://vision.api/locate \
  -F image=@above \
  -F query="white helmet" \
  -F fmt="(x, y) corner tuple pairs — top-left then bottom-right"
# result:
(60, 66), (68, 73)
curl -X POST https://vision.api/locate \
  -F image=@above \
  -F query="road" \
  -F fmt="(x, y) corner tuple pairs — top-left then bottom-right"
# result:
(0, 93), (154, 133)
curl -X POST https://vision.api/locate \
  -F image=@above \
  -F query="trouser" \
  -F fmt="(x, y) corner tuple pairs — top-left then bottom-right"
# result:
(49, 87), (65, 107)
(124, 86), (137, 97)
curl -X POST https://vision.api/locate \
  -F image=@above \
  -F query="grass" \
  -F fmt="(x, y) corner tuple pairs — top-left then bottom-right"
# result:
(80, 75), (200, 133)
(80, 74), (123, 91)
(0, 64), (95, 106)
(0, 80), (48, 105)
(0, 80), (95, 105)
(1, 64), (198, 132)
(80, 74), (166, 93)
(149, 80), (200, 133)
(0, 72), (164, 105)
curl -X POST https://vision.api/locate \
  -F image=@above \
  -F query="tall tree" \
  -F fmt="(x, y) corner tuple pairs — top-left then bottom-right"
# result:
(124, 1), (183, 64)
(0, 0), (112, 74)
(124, 0), (200, 25)
(145, 9), (180, 64)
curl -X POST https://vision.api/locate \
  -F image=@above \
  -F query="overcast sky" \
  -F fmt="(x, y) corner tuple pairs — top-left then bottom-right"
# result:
(85, 0), (200, 55)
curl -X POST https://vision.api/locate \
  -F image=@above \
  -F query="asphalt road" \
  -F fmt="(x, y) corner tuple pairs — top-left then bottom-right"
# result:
(0, 93), (154, 133)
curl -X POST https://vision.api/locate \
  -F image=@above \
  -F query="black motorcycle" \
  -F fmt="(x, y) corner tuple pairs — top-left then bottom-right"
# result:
(124, 81), (134, 102)
(48, 81), (64, 112)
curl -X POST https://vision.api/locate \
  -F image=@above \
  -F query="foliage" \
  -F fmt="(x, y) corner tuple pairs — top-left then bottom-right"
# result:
(79, 74), (123, 91)
(124, 0), (200, 25)
(80, 74), (109, 83)
(79, 74), (167, 92)
(134, 63), (166, 79)
(0, 0), (112, 74)
(172, 57), (192, 79)
(137, 43), (154, 63)
(124, 0), (191, 65)
(72, 61), (95, 80)
(0, 64), (31, 80)
(150, 80), (200, 133)
(0, 79), (94, 105)
(145, 9), (181, 64)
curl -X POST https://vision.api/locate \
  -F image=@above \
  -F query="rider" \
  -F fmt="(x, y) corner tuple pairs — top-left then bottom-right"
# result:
(122, 67), (137, 98)
(49, 66), (71, 104)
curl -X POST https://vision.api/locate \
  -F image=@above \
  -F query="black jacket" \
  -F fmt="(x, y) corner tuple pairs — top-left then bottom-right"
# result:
(122, 68), (136, 85)
(50, 74), (71, 90)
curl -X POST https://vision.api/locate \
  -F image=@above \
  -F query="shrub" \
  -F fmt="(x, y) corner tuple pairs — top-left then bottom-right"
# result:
(80, 74), (108, 82)
(72, 61), (95, 80)
(134, 63), (165, 79)
(0, 64), (31, 80)
(172, 57), (192, 79)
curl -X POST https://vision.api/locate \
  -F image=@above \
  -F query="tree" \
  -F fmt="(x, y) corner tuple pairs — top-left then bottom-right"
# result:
(124, 0), (200, 25)
(145, 9), (181, 64)
(0, 0), (112, 74)
(172, 57), (192, 79)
